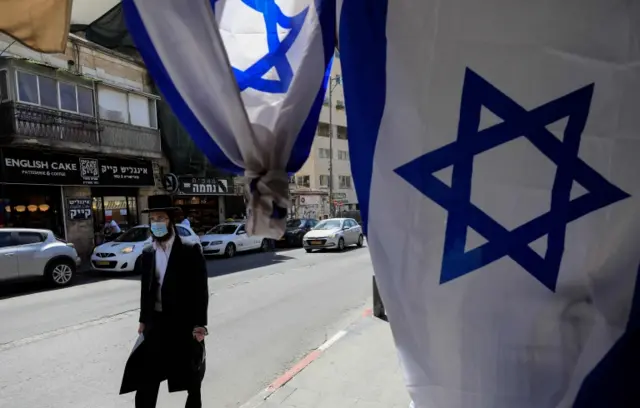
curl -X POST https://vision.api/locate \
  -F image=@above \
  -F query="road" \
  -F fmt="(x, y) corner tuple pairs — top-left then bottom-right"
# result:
(0, 246), (373, 408)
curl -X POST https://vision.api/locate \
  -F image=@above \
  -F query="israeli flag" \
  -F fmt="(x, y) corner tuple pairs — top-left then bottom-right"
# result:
(122, 0), (334, 237)
(340, 0), (640, 407)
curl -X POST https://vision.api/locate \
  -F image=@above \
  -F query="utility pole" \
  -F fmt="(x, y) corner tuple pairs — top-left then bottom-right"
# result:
(327, 75), (341, 218)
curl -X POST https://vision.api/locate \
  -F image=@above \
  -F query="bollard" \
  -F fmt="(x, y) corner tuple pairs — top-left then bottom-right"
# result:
(373, 275), (386, 319)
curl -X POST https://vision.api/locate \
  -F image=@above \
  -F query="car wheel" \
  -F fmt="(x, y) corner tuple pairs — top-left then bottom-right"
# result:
(338, 238), (345, 251)
(260, 239), (269, 252)
(46, 259), (75, 287)
(357, 235), (364, 247)
(305, 248), (313, 253)
(224, 243), (236, 258)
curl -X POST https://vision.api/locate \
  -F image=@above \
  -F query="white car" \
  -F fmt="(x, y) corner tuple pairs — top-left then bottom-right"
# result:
(303, 218), (364, 253)
(200, 222), (269, 257)
(91, 224), (201, 272)
(0, 228), (81, 287)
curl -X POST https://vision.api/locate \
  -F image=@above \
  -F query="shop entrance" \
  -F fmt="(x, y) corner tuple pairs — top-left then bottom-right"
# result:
(0, 184), (65, 238)
(91, 188), (139, 245)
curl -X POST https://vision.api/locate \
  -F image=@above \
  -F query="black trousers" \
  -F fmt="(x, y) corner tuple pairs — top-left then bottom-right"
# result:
(135, 383), (201, 408)
(135, 312), (203, 408)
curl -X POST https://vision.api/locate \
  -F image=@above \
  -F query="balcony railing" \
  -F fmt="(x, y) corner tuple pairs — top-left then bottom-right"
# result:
(100, 119), (161, 155)
(0, 102), (162, 157)
(0, 101), (99, 144)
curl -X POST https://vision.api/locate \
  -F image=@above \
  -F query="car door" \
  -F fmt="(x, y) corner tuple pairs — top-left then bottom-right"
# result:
(14, 231), (48, 277)
(350, 219), (362, 244)
(235, 224), (250, 251)
(0, 232), (19, 280)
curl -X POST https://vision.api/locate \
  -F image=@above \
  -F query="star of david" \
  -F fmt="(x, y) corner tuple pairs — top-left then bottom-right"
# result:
(394, 68), (630, 292)
(230, 0), (308, 94)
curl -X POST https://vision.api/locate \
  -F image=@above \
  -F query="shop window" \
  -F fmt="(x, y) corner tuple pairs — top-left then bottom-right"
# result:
(0, 185), (64, 238)
(91, 192), (140, 245)
(173, 195), (219, 235)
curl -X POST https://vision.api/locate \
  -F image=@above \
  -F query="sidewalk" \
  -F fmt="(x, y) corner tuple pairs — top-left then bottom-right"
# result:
(249, 314), (411, 408)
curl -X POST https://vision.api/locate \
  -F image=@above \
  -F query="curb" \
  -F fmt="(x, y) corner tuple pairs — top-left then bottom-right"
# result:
(240, 308), (373, 408)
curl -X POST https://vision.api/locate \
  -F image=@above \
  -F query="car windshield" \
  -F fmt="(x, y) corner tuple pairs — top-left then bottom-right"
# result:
(207, 224), (238, 235)
(286, 219), (303, 228)
(114, 227), (150, 243)
(313, 220), (342, 230)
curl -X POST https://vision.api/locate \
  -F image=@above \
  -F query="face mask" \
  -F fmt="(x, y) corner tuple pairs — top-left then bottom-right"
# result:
(150, 222), (169, 238)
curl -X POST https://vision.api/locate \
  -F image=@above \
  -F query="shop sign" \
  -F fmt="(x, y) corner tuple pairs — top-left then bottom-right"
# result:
(178, 177), (229, 195)
(1, 149), (154, 186)
(331, 192), (347, 200)
(67, 198), (92, 220)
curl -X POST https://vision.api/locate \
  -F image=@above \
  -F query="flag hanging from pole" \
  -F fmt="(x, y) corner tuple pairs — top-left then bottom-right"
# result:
(0, 0), (72, 53)
(123, 0), (335, 238)
(339, 0), (640, 407)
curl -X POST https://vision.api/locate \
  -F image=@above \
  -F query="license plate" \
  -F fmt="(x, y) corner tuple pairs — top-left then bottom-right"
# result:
(310, 240), (322, 245)
(96, 261), (110, 266)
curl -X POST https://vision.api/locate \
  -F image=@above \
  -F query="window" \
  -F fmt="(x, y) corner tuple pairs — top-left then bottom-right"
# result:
(288, 175), (296, 184)
(318, 148), (331, 159)
(317, 123), (331, 137)
(336, 100), (345, 110)
(97, 85), (158, 128)
(15, 71), (95, 116)
(237, 225), (246, 234)
(337, 126), (348, 140)
(77, 86), (94, 116)
(339, 175), (352, 189)
(17, 71), (38, 104)
(59, 82), (77, 112)
(297, 175), (310, 188)
(39, 76), (58, 108)
(0, 70), (8, 101)
(17, 232), (46, 245)
(0, 232), (13, 248)
(319, 175), (329, 187)
(176, 226), (192, 237)
(338, 150), (349, 160)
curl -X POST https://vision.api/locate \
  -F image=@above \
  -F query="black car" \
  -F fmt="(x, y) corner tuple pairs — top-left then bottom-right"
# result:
(278, 218), (318, 247)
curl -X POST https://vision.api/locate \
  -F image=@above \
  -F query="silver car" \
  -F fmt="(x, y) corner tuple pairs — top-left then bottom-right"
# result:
(0, 228), (81, 287)
(303, 218), (364, 252)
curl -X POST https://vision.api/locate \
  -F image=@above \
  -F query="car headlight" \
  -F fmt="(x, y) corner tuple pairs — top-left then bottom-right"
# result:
(328, 233), (336, 238)
(121, 246), (135, 254)
(211, 240), (223, 245)
(93, 247), (98, 253)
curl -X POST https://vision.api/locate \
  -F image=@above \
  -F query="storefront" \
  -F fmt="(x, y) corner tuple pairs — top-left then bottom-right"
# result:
(169, 176), (243, 235)
(0, 148), (157, 258)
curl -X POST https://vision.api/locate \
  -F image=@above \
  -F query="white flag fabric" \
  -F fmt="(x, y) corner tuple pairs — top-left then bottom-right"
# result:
(122, 0), (335, 238)
(339, 1), (640, 407)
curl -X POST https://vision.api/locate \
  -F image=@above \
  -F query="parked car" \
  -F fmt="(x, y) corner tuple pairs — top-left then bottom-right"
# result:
(278, 218), (318, 247)
(303, 218), (364, 252)
(199, 222), (269, 258)
(0, 228), (81, 287)
(90, 224), (200, 272)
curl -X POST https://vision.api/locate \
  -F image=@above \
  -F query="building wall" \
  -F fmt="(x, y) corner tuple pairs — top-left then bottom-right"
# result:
(294, 56), (358, 210)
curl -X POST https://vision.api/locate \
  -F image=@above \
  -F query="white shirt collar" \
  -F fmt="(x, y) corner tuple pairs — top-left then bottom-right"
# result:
(153, 234), (176, 252)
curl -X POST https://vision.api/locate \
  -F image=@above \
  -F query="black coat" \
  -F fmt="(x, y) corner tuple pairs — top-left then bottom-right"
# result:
(120, 236), (209, 394)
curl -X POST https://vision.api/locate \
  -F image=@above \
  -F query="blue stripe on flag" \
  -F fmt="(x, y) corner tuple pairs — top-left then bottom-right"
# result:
(573, 261), (640, 407)
(339, 0), (388, 235)
(286, 0), (336, 171)
(122, 0), (243, 174)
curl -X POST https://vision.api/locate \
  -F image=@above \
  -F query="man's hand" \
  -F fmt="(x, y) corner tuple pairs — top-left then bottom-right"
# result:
(138, 323), (145, 335)
(193, 327), (207, 342)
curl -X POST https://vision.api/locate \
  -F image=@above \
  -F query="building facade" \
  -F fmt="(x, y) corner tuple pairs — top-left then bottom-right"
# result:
(0, 33), (166, 260)
(292, 55), (357, 218)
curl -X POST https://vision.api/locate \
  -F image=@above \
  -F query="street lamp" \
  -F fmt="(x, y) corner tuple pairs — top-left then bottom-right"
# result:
(328, 74), (341, 218)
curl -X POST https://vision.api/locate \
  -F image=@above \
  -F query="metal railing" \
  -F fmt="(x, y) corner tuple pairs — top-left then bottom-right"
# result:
(100, 119), (161, 154)
(0, 102), (162, 155)
(0, 101), (99, 144)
